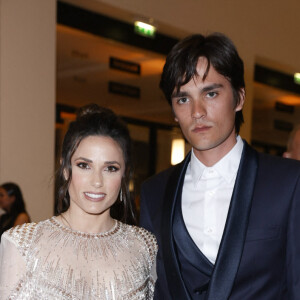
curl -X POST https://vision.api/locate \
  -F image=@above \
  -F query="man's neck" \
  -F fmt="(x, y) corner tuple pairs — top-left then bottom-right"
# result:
(193, 135), (239, 167)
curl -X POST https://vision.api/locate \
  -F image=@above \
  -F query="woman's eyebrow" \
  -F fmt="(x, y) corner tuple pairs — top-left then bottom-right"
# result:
(74, 157), (93, 163)
(104, 161), (121, 166)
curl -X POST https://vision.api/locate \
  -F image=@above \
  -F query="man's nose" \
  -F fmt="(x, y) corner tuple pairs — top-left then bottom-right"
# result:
(191, 100), (206, 119)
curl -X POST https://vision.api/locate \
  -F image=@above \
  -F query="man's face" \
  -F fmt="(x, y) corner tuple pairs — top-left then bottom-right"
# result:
(171, 57), (244, 165)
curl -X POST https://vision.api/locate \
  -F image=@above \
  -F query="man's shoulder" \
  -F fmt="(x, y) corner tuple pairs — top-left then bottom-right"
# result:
(145, 165), (176, 182)
(257, 150), (300, 170)
(244, 143), (300, 176)
(142, 160), (187, 190)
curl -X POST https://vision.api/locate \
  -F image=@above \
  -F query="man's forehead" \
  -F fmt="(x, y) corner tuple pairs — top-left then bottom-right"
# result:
(178, 57), (210, 87)
(196, 57), (209, 77)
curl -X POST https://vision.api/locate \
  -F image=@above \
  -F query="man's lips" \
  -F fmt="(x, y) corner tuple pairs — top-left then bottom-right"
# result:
(192, 125), (211, 133)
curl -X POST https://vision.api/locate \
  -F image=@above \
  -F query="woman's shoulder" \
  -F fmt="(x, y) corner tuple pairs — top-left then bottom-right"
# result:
(3, 222), (37, 243)
(120, 222), (158, 255)
(2, 219), (50, 252)
(121, 222), (156, 240)
(4, 221), (37, 236)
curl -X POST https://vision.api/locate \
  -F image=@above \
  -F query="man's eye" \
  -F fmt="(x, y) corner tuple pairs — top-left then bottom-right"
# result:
(77, 162), (89, 169)
(206, 91), (217, 98)
(106, 166), (119, 172)
(178, 97), (189, 104)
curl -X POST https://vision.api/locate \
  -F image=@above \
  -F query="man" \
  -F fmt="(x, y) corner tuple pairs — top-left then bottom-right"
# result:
(283, 125), (300, 160)
(140, 33), (300, 300)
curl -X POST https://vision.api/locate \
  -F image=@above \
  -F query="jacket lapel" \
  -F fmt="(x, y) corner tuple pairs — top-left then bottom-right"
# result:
(161, 152), (191, 300)
(207, 142), (258, 300)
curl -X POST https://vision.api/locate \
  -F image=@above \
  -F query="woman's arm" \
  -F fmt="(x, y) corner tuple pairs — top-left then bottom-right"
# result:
(14, 212), (30, 226)
(0, 233), (26, 298)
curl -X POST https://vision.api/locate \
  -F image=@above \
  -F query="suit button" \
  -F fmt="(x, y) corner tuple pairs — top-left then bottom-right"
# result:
(194, 289), (201, 295)
(193, 282), (209, 295)
(205, 227), (213, 234)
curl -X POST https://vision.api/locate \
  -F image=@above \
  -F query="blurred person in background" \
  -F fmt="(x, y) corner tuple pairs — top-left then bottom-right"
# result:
(0, 182), (30, 238)
(283, 125), (300, 160)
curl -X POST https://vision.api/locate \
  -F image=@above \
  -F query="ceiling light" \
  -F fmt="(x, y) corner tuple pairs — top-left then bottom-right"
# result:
(294, 73), (300, 85)
(134, 21), (156, 38)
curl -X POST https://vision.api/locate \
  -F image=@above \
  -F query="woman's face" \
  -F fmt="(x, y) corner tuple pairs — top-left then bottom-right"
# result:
(66, 135), (125, 219)
(0, 188), (15, 211)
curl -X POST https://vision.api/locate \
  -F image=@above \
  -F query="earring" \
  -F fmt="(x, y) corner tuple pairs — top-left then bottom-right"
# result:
(120, 189), (123, 202)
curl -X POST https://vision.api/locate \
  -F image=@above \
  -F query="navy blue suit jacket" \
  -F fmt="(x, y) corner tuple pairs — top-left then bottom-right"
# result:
(140, 141), (300, 299)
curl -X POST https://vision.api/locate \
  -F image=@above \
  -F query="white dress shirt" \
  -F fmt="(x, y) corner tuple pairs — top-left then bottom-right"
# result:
(181, 136), (244, 264)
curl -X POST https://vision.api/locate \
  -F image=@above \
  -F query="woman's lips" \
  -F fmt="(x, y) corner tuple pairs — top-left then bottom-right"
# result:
(84, 192), (105, 201)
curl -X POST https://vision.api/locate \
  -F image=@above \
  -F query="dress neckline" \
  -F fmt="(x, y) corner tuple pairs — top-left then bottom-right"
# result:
(49, 216), (121, 238)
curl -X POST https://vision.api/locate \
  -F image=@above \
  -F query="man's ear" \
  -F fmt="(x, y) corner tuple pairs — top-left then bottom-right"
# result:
(171, 105), (178, 122)
(283, 151), (291, 158)
(235, 88), (245, 112)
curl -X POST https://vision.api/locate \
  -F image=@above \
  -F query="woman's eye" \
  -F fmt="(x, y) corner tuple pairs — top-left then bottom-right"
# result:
(106, 165), (119, 172)
(77, 162), (89, 169)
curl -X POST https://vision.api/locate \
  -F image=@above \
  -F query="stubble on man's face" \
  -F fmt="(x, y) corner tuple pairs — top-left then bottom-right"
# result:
(171, 57), (244, 165)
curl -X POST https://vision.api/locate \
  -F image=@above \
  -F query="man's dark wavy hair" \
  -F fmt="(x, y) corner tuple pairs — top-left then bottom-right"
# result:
(160, 32), (245, 133)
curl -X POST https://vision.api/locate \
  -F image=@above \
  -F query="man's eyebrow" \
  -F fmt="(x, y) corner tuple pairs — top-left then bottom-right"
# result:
(172, 83), (224, 98)
(172, 91), (189, 98)
(201, 83), (223, 93)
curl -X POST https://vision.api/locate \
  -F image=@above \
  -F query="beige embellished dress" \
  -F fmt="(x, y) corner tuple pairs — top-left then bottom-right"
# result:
(0, 217), (157, 300)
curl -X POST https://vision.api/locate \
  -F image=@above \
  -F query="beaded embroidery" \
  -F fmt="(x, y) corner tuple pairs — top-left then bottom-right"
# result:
(0, 217), (157, 300)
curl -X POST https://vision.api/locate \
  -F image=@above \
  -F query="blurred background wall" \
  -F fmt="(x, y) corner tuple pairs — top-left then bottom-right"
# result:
(0, 0), (56, 221)
(0, 0), (299, 221)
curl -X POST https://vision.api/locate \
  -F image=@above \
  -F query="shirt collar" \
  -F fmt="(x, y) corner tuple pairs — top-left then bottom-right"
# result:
(190, 135), (244, 185)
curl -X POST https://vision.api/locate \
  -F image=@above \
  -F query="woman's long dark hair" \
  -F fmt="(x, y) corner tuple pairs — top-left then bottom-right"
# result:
(55, 104), (137, 225)
(0, 182), (28, 235)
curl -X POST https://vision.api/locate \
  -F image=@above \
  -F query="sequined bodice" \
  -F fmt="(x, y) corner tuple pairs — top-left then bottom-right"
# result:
(0, 217), (157, 299)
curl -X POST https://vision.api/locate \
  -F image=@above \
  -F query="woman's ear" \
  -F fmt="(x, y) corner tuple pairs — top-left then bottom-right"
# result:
(61, 159), (69, 181)
(63, 168), (69, 181)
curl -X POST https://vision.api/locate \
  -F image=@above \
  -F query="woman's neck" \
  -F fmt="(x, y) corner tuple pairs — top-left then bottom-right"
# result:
(59, 209), (115, 234)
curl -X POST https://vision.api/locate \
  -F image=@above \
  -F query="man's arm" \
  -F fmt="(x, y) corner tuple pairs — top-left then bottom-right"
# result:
(139, 183), (154, 233)
(286, 175), (300, 298)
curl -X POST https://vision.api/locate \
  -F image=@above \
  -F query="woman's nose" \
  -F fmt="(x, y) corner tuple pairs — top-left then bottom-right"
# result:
(92, 172), (103, 188)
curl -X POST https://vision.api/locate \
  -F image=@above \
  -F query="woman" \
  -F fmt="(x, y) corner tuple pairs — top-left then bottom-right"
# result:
(0, 104), (157, 299)
(0, 182), (30, 238)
